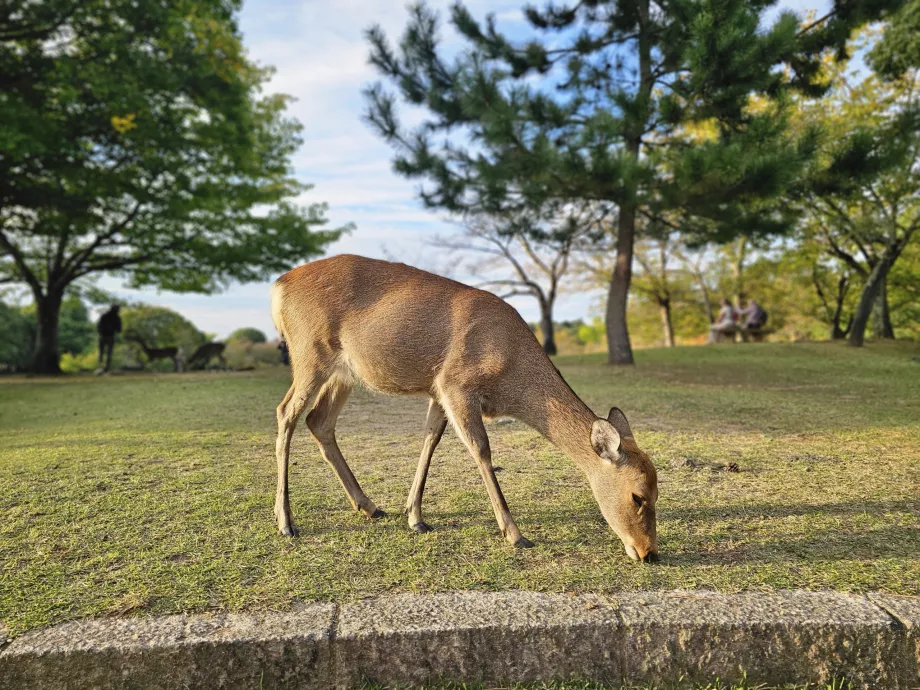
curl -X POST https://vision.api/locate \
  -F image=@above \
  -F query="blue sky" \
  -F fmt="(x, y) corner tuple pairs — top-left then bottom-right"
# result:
(99, 0), (830, 339)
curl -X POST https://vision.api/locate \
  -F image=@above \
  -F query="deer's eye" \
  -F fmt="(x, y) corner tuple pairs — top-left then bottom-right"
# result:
(632, 493), (644, 508)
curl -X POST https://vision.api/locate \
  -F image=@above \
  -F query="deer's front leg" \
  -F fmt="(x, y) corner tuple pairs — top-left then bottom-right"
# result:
(440, 392), (532, 548)
(406, 398), (447, 533)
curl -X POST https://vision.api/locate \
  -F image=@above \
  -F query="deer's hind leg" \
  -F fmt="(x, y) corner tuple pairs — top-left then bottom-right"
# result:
(275, 370), (327, 537)
(306, 375), (384, 520)
(405, 398), (447, 533)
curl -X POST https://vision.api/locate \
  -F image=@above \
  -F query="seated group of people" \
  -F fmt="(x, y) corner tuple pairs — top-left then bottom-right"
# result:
(708, 298), (768, 343)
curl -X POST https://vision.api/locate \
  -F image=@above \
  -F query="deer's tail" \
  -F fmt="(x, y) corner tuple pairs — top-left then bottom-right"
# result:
(270, 279), (287, 340)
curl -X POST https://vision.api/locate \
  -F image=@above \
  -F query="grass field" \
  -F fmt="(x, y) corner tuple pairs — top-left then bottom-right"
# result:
(1, 341), (918, 637)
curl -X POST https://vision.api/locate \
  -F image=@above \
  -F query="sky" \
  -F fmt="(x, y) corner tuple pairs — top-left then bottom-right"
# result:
(99, 0), (830, 339)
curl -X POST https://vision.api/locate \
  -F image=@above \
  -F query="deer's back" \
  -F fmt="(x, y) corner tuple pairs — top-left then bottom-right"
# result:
(273, 255), (545, 397)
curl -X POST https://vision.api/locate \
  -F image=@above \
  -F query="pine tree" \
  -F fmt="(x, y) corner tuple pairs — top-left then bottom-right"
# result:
(365, 0), (904, 363)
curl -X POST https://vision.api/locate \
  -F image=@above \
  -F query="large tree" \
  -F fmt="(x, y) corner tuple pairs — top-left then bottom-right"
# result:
(795, 57), (920, 347)
(0, 0), (345, 373)
(365, 0), (902, 364)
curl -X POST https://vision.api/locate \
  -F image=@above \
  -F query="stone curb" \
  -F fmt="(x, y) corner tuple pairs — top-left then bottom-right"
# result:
(1, 591), (917, 689)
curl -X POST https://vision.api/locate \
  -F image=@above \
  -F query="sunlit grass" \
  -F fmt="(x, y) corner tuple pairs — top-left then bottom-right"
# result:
(1, 341), (918, 637)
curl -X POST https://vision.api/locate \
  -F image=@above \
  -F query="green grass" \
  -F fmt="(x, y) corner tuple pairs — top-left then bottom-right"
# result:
(1, 341), (919, 637)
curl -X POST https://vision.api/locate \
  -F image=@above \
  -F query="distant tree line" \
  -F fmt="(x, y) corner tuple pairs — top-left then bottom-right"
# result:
(0, 292), (275, 372)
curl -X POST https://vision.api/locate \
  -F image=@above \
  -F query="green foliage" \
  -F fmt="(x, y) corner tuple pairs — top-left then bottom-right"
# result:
(0, 302), (32, 369)
(888, 240), (920, 339)
(0, 0), (347, 372)
(228, 327), (267, 344)
(18, 295), (96, 355)
(224, 341), (284, 369)
(57, 296), (96, 356)
(791, 40), (920, 346)
(577, 318), (606, 346)
(869, 0), (920, 78)
(60, 350), (102, 374)
(122, 306), (205, 355)
(365, 1), (901, 225)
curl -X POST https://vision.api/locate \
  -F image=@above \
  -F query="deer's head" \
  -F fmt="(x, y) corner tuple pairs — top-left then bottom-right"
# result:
(586, 408), (658, 562)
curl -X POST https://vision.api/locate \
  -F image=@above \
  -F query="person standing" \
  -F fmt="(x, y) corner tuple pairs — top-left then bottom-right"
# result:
(278, 339), (290, 366)
(96, 305), (122, 374)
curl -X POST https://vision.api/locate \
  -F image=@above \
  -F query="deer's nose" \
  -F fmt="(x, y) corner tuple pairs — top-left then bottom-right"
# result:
(641, 551), (659, 564)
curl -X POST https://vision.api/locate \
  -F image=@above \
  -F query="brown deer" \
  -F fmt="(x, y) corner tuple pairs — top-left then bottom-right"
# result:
(270, 255), (658, 561)
(125, 333), (180, 371)
(186, 342), (227, 370)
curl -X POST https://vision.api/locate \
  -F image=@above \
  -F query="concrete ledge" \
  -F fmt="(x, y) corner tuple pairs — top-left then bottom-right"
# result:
(869, 593), (920, 685)
(1, 592), (917, 689)
(0, 606), (336, 689)
(615, 591), (903, 688)
(335, 591), (622, 687)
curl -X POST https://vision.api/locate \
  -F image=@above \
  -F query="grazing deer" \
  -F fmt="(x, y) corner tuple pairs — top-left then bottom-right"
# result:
(186, 342), (227, 370)
(270, 255), (658, 561)
(124, 333), (180, 371)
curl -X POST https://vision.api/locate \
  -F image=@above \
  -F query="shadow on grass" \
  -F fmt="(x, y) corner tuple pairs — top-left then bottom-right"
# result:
(664, 498), (920, 522)
(281, 498), (919, 568)
(662, 524), (919, 567)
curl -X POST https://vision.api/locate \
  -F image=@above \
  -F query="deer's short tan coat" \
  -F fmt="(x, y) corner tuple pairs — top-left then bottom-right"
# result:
(271, 255), (658, 560)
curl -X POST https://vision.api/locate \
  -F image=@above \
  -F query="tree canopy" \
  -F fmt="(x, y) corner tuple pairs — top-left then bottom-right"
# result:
(228, 327), (268, 344)
(365, 0), (906, 363)
(0, 0), (346, 373)
(792, 32), (920, 346)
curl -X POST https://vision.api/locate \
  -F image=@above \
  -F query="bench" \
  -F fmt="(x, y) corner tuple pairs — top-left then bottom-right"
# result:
(709, 324), (776, 343)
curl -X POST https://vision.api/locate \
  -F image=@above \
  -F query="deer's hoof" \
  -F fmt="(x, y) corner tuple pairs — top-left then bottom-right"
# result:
(513, 536), (535, 549)
(279, 524), (299, 538)
(410, 521), (432, 534)
(370, 508), (387, 520)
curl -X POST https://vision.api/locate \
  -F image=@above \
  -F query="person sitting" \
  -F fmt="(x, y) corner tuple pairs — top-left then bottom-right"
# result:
(708, 298), (738, 344)
(96, 304), (122, 374)
(739, 298), (768, 331)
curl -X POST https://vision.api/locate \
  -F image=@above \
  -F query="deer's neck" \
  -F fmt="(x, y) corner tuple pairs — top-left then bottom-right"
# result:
(515, 362), (599, 472)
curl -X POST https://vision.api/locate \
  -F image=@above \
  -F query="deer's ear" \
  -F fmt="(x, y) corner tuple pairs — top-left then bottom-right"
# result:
(607, 407), (633, 439)
(591, 419), (622, 464)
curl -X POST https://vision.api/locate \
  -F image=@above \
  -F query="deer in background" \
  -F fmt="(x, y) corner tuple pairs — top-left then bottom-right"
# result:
(124, 333), (180, 371)
(186, 342), (227, 370)
(270, 255), (658, 561)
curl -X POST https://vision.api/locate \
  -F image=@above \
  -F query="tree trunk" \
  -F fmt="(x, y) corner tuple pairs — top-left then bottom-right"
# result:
(849, 259), (892, 347)
(881, 288), (895, 338)
(31, 290), (64, 374)
(872, 279), (895, 339)
(605, 202), (636, 365)
(659, 299), (675, 347)
(539, 303), (557, 356)
(829, 275), (850, 339)
(699, 283), (714, 324)
(832, 315), (853, 340)
(732, 236), (748, 309)
(605, 0), (648, 366)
